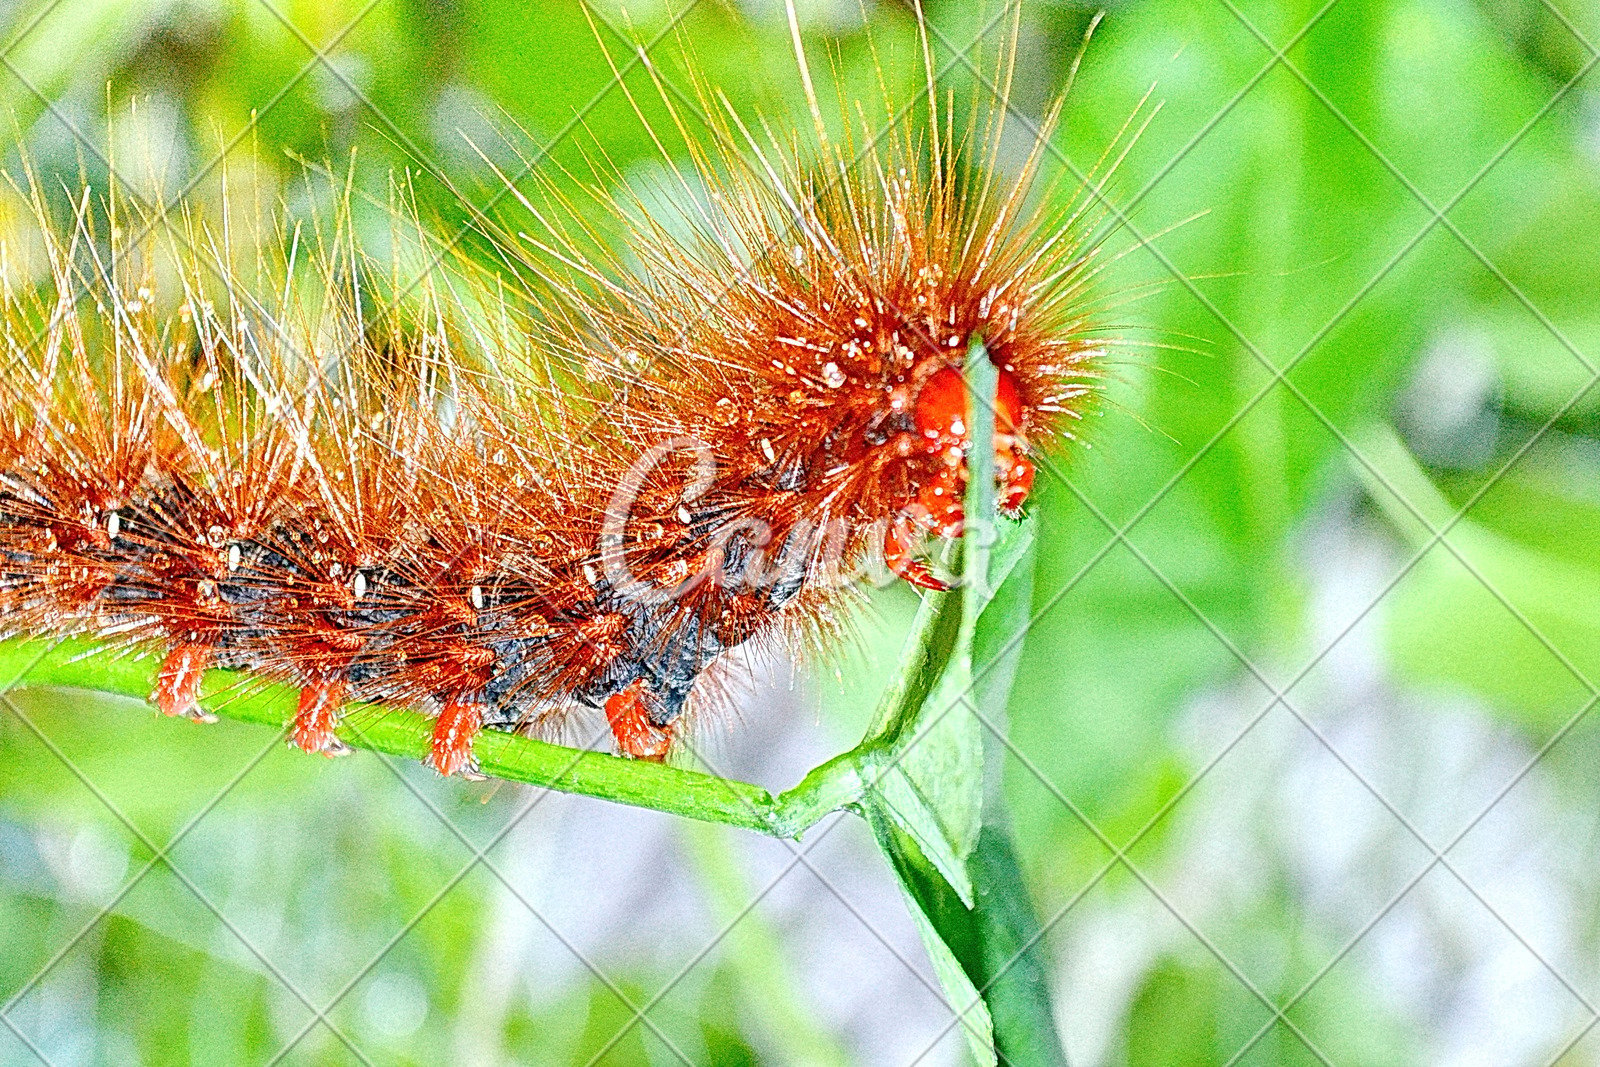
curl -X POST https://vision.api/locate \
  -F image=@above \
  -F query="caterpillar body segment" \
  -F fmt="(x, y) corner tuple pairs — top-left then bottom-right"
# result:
(0, 12), (1109, 773)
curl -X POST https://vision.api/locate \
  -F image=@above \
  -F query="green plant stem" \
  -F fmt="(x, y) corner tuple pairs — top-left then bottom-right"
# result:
(0, 594), (956, 840)
(0, 637), (792, 836)
(0, 335), (1063, 1061)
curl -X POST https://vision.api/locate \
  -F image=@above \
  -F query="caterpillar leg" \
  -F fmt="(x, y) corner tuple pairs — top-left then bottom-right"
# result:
(426, 695), (483, 778)
(152, 643), (217, 723)
(292, 677), (350, 757)
(997, 443), (1035, 515)
(884, 520), (949, 591)
(605, 680), (674, 761)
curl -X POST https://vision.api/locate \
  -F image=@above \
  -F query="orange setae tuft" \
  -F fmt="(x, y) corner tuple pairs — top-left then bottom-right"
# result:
(0, 5), (1110, 773)
(605, 681), (674, 762)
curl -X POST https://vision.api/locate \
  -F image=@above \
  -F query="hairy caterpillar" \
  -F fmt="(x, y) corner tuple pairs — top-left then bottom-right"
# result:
(0, 6), (1103, 778)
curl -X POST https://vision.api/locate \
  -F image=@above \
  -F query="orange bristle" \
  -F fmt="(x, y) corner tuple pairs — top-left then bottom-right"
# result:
(0, 8), (1106, 775)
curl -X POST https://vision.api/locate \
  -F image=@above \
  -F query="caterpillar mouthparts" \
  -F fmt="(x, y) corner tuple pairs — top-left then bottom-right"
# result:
(0, 16), (1103, 777)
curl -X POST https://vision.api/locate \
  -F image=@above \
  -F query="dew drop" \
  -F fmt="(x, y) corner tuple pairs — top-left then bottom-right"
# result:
(821, 362), (845, 388)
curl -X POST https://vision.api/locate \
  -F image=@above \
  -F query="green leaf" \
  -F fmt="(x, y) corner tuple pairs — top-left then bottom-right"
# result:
(869, 814), (1067, 1067)
(1356, 424), (1600, 728)
(861, 340), (1003, 904)
(0, 336), (1065, 1066)
(855, 339), (1064, 1066)
(870, 806), (998, 1067)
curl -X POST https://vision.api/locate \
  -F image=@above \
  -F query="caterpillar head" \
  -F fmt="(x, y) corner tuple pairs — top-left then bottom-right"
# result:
(881, 361), (1035, 590)
(509, 28), (1103, 602)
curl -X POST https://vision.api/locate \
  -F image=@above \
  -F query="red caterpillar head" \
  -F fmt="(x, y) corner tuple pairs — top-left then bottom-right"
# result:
(0, 16), (1106, 775)
(888, 364), (1034, 588)
(516, 46), (1102, 601)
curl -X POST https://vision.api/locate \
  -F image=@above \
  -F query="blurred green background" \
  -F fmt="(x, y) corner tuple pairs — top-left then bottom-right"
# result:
(3, 0), (1600, 1063)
